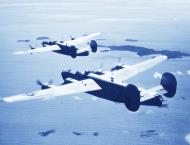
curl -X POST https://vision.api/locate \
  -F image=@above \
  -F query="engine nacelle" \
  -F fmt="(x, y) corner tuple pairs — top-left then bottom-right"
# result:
(90, 40), (97, 53)
(70, 45), (77, 58)
(77, 51), (89, 56)
(61, 70), (73, 80)
(41, 85), (50, 90)
(111, 64), (124, 71)
(122, 84), (140, 112)
(42, 41), (56, 47)
(36, 80), (52, 90)
(161, 72), (177, 98)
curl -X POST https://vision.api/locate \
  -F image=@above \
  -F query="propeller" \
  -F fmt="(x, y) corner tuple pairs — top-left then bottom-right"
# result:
(61, 69), (69, 81)
(29, 44), (35, 50)
(36, 80), (44, 86)
(70, 35), (75, 40)
(114, 57), (121, 65)
(118, 57), (121, 63)
(100, 63), (104, 70)
(28, 44), (36, 55)
(36, 79), (53, 90)
(48, 79), (53, 84)
(41, 41), (46, 47)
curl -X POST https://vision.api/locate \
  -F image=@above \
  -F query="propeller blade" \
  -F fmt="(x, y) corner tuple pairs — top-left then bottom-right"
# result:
(70, 35), (75, 40)
(48, 79), (53, 84)
(118, 57), (121, 63)
(36, 80), (52, 90)
(36, 80), (43, 86)
(29, 44), (35, 50)
(100, 63), (104, 69)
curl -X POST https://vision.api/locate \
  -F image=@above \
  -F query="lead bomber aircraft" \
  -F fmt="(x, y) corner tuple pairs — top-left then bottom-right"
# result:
(14, 32), (101, 58)
(1, 55), (177, 112)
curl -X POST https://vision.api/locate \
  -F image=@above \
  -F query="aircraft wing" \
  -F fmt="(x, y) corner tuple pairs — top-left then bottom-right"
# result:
(2, 79), (101, 103)
(13, 45), (61, 54)
(140, 85), (167, 102)
(98, 55), (167, 83)
(77, 46), (91, 53)
(63, 32), (101, 46)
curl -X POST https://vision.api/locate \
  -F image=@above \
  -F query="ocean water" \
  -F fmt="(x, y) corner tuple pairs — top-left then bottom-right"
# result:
(0, 0), (190, 145)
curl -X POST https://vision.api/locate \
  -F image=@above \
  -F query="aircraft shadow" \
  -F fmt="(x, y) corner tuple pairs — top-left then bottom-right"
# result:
(140, 130), (159, 138)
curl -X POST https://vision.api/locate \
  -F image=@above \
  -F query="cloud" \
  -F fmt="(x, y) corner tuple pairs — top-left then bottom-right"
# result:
(122, 130), (129, 135)
(139, 109), (154, 115)
(185, 133), (190, 144)
(187, 70), (190, 76)
(144, 109), (154, 114)
(153, 72), (162, 79)
(72, 96), (83, 101)
(153, 70), (185, 79)
(175, 71), (184, 76)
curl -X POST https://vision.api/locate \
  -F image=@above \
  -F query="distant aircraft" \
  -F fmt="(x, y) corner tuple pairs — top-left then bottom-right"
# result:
(1, 55), (177, 112)
(14, 32), (101, 58)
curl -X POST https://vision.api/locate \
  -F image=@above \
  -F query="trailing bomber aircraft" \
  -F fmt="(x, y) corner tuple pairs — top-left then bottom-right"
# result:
(1, 55), (177, 112)
(14, 32), (101, 58)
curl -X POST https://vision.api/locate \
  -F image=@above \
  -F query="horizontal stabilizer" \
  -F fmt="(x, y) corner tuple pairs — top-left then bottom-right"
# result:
(140, 85), (166, 102)
(77, 46), (91, 53)
(140, 72), (177, 106)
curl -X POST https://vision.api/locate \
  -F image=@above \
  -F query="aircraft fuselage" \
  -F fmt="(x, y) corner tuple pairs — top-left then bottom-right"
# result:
(87, 78), (125, 103)
(61, 71), (125, 103)
(52, 44), (89, 58)
(53, 44), (77, 58)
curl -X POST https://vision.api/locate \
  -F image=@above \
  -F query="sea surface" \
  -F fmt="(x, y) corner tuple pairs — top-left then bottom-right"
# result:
(0, 0), (190, 145)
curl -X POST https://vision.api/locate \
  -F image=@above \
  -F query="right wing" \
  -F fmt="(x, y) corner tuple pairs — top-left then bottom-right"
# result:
(2, 79), (101, 103)
(13, 45), (61, 55)
(97, 55), (167, 83)
(63, 32), (101, 46)
(76, 46), (91, 53)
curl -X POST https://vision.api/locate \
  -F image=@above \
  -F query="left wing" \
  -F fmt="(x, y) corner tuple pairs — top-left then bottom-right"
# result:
(14, 45), (61, 55)
(62, 32), (101, 46)
(2, 79), (101, 103)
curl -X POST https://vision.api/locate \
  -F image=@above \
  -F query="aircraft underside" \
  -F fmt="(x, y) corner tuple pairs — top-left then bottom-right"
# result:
(87, 79), (125, 103)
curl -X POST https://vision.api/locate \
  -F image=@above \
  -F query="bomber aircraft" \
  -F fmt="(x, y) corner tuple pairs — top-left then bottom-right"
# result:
(14, 32), (101, 58)
(1, 55), (177, 112)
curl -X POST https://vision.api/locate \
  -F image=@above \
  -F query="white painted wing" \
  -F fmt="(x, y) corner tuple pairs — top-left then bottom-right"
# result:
(2, 79), (101, 103)
(63, 32), (101, 46)
(13, 45), (61, 54)
(140, 85), (167, 102)
(77, 46), (90, 53)
(99, 55), (167, 83)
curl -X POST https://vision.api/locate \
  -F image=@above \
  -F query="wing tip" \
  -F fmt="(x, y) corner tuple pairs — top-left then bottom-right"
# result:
(0, 97), (5, 103)
(155, 55), (168, 60)
(93, 32), (101, 36)
(13, 51), (25, 55)
(161, 55), (168, 60)
(13, 51), (20, 55)
(97, 32), (101, 35)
